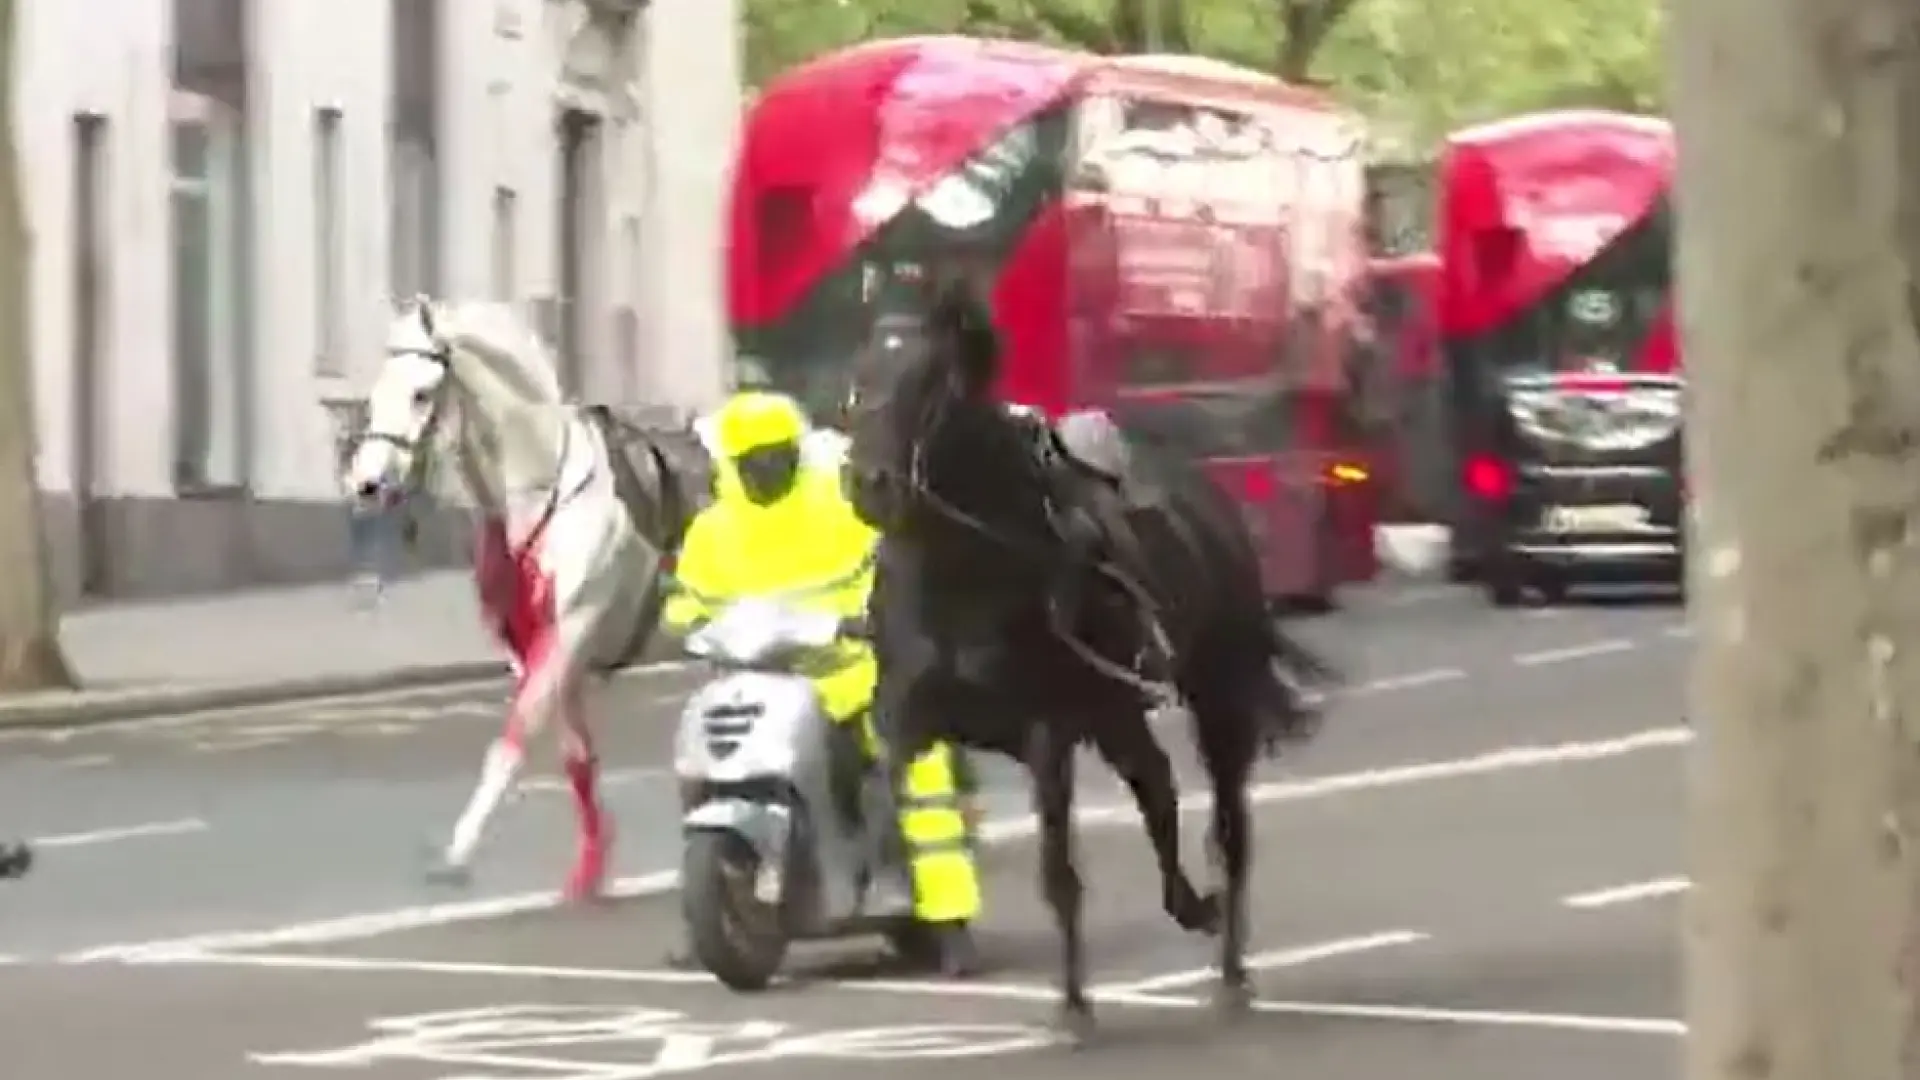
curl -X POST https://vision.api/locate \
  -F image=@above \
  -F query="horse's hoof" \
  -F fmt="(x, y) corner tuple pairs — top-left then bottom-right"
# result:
(1212, 978), (1254, 1020)
(0, 843), (31, 879)
(1171, 888), (1223, 936)
(1050, 1003), (1097, 1048)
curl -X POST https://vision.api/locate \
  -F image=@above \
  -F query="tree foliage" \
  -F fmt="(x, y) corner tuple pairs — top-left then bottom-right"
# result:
(741, 0), (1662, 147)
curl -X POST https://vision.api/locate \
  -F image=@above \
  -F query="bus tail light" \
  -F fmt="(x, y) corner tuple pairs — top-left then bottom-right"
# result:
(1242, 466), (1275, 501)
(1464, 455), (1512, 502)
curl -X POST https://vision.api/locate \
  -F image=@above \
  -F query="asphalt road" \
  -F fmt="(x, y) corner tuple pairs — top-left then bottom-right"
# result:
(0, 582), (1689, 1080)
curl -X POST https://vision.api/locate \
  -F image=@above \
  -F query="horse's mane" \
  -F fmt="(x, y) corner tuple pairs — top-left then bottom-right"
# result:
(432, 301), (568, 404)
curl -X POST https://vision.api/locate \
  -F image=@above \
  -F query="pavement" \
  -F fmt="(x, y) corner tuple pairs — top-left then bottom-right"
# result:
(0, 581), (1689, 1079)
(0, 571), (510, 727)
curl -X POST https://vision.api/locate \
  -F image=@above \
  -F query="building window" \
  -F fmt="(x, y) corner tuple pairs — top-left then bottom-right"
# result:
(170, 90), (248, 491)
(491, 186), (517, 303)
(313, 107), (344, 376)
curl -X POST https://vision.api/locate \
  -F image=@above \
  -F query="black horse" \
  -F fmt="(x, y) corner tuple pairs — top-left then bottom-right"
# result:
(843, 278), (1335, 1040)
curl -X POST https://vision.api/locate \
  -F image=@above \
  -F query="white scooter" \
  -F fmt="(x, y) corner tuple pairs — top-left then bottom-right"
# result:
(673, 598), (938, 991)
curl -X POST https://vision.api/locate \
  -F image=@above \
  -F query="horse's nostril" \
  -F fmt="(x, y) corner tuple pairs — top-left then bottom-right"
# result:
(355, 479), (382, 501)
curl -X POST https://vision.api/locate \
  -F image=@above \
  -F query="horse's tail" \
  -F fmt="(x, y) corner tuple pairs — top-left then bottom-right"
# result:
(1252, 617), (1340, 753)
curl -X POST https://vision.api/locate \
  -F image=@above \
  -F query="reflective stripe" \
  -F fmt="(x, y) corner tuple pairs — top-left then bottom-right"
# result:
(672, 548), (875, 610)
(908, 845), (982, 922)
(898, 793), (960, 812)
(905, 834), (974, 858)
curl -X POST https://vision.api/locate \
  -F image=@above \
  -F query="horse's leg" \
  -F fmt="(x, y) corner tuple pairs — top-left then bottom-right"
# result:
(1193, 694), (1258, 1018)
(1093, 719), (1220, 935)
(437, 622), (566, 882)
(1027, 721), (1093, 1043)
(558, 678), (612, 901)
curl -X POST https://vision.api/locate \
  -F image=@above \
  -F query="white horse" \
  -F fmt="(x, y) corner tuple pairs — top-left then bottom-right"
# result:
(347, 299), (684, 899)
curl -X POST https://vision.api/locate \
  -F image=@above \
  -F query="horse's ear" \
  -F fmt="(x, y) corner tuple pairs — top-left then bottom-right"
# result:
(927, 274), (999, 392)
(413, 296), (436, 335)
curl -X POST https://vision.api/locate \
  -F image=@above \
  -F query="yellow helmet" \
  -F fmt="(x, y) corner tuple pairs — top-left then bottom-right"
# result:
(713, 391), (807, 457)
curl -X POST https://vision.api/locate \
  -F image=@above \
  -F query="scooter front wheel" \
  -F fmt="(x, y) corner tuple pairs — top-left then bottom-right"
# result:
(682, 831), (789, 991)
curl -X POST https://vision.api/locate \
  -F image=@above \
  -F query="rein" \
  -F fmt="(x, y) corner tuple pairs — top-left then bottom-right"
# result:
(894, 391), (1177, 705)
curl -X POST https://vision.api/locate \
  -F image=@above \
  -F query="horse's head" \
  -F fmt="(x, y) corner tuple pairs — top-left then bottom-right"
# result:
(844, 274), (1001, 528)
(346, 297), (454, 505)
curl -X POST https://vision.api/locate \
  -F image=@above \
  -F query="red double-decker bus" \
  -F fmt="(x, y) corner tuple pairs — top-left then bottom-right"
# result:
(1363, 251), (1443, 524)
(1436, 110), (1680, 604)
(726, 36), (1378, 609)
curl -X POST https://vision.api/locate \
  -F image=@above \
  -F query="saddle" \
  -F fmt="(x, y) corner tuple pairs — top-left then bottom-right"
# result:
(580, 405), (712, 668)
(1016, 407), (1179, 694)
(1050, 409), (1151, 508)
(581, 405), (707, 552)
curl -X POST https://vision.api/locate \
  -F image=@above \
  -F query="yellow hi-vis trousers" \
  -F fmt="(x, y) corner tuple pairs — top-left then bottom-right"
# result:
(897, 743), (983, 924)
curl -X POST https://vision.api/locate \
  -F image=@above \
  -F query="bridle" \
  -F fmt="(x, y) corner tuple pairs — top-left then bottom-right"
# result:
(852, 343), (1177, 704)
(359, 330), (590, 558)
(359, 343), (454, 500)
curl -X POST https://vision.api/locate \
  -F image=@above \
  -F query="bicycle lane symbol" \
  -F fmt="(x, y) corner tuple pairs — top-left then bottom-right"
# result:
(250, 1003), (1056, 1079)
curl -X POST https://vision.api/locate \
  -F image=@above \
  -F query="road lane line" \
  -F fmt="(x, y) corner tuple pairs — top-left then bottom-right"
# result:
(1513, 638), (1636, 666)
(63, 725), (1689, 962)
(1347, 669), (1465, 696)
(1096, 929), (1427, 995)
(33, 817), (208, 848)
(1248, 999), (1682, 1035)
(1563, 876), (1689, 908)
(152, 951), (717, 982)
(1665, 624), (1692, 639)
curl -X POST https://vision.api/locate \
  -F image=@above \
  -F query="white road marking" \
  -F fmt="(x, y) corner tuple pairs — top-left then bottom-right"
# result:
(1665, 624), (1692, 639)
(1522, 607), (1563, 619)
(157, 951), (716, 983)
(1513, 638), (1636, 666)
(1348, 668), (1465, 695)
(55, 754), (114, 769)
(334, 722), (420, 737)
(191, 734), (296, 754)
(62, 725), (1689, 962)
(1096, 930), (1428, 995)
(1563, 876), (1689, 909)
(148, 951), (1682, 1035)
(33, 817), (209, 849)
(1245, 998), (1682, 1035)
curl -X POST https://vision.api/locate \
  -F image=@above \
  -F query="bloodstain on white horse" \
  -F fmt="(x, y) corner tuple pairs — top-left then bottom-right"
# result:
(347, 299), (674, 900)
